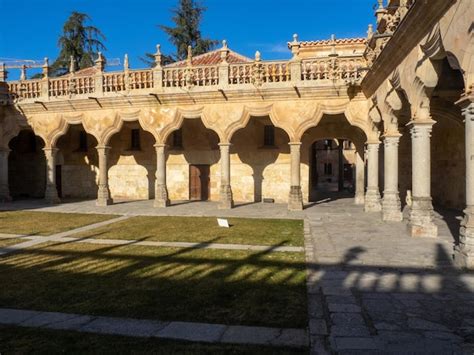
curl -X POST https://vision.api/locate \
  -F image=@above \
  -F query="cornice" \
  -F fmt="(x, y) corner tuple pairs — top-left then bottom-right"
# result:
(361, 0), (457, 97)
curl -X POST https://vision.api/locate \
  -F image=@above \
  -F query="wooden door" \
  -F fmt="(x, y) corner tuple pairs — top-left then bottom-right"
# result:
(55, 165), (62, 198)
(189, 165), (210, 200)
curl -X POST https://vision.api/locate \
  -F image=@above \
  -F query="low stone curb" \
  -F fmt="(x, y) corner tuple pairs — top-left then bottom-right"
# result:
(0, 308), (309, 348)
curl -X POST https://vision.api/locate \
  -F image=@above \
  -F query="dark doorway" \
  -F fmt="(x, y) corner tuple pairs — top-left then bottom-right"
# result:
(55, 165), (62, 198)
(189, 165), (210, 201)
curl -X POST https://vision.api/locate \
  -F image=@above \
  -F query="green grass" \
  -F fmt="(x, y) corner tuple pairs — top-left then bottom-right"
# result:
(75, 216), (304, 246)
(0, 326), (308, 354)
(0, 211), (117, 236)
(0, 237), (24, 248)
(0, 242), (307, 328)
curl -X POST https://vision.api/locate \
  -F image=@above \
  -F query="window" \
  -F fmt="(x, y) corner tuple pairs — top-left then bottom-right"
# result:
(324, 163), (332, 175)
(263, 125), (275, 146)
(130, 129), (141, 150)
(324, 140), (332, 150)
(78, 131), (88, 151)
(173, 129), (183, 148)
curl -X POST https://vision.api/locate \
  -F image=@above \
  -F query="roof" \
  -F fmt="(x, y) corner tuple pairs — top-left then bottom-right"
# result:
(70, 66), (100, 76)
(165, 48), (252, 68)
(289, 37), (366, 48)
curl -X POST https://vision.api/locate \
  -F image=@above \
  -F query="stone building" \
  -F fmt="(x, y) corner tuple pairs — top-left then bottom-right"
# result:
(0, 0), (473, 266)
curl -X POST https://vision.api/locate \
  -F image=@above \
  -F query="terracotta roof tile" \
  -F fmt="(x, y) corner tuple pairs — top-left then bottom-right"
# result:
(166, 48), (252, 67)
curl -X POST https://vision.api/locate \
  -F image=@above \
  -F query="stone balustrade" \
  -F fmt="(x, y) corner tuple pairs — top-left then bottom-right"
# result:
(4, 52), (366, 103)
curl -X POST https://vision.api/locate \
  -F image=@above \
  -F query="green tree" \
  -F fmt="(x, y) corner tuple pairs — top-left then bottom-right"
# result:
(142, 0), (218, 66)
(51, 12), (106, 76)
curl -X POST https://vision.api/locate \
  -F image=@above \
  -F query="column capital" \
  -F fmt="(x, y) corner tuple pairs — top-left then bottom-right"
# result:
(288, 142), (302, 146)
(154, 143), (167, 149)
(382, 131), (402, 139)
(218, 142), (232, 147)
(96, 145), (111, 151)
(455, 89), (474, 110)
(407, 118), (436, 128)
(42, 147), (59, 154)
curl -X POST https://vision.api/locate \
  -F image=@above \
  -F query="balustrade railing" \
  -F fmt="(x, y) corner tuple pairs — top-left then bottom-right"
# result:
(5, 54), (366, 101)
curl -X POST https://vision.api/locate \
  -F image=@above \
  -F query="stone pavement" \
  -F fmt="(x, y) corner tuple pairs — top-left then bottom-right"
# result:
(2, 197), (474, 353)
(0, 233), (304, 253)
(0, 215), (130, 256)
(303, 198), (474, 354)
(0, 308), (308, 348)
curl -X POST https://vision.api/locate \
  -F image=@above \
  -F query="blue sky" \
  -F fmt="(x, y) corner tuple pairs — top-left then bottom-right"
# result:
(0, 0), (376, 79)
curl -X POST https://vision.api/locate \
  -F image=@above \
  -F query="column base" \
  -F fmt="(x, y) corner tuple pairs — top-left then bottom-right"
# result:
(44, 184), (60, 204)
(218, 185), (234, 210)
(154, 184), (170, 208)
(454, 207), (474, 268)
(96, 185), (112, 207)
(288, 186), (303, 211)
(354, 192), (365, 205)
(409, 196), (438, 238)
(364, 188), (381, 212)
(382, 192), (403, 222)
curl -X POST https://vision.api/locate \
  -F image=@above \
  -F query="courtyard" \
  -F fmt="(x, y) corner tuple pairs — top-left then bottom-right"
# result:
(0, 198), (473, 353)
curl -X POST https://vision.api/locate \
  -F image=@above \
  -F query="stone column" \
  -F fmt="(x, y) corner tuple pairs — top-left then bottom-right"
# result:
(408, 120), (437, 237)
(382, 134), (402, 221)
(455, 99), (474, 267)
(154, 144), (170, 207)
(0, 147), (11, 202)
(364, 142), (381, 212)
(288, 142), (303, 211)
(43, 147), (60, 204)
(354, 148), (365, 205)
(96, 145), (112, 206)
(219, 143), (233, 209)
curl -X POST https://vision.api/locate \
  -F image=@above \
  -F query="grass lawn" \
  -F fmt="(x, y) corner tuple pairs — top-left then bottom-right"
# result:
(0, 237), (24, 248)
(0, 242), (307, 328)
(0, 326), (308, 354)
(75, 216), (304, 246)
(0, 211), (117, 236)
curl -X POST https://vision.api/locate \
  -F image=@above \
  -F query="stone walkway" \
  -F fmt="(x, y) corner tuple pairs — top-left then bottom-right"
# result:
(0, 234), (304, 253)
(0, 215), (130, 256)
(0, 308), (308, 348)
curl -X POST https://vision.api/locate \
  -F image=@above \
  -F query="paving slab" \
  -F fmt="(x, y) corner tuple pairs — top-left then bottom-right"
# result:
(220, 325), (280, 345)
(81, 316), (168, 337)
(0, 308), (41, 325)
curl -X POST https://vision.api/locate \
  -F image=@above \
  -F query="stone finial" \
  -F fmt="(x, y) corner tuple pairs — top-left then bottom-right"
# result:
(187, 45), (193, 66)
(375, 0), (387, 24)
(255, 51), (261, 62)
(95, 52), (106, 72)
(220, 40), (229, 63)
(329, 34), (338, 57)
(0, 63), (7, 82)
(367, 24), (374, 39)
(69, 55), (76, 74)
(20, 64), (27, 81)
(289, 33), (300, 60)
(42, 57), (49, 78)
(154, 44), (162, 67)
(124, 54), (129, 70)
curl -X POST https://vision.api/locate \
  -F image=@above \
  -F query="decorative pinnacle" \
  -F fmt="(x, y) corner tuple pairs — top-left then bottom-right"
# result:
(377, 0), (384, 9)
(187, 45), (193, 65)
(292, 33), (298, 43)
(95, 52), (106, 71)
(154, 45), (162, 67)
(42, 57), (49, 78)
(255, 51), (261, 61)
(155, 44), (161, 55)
(124, 54), (129, 70)
(222, 39), (228, 49)
(367, 24), (374, 39)
(20, 65), (26, 81)
(69, 55), (76, 74)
